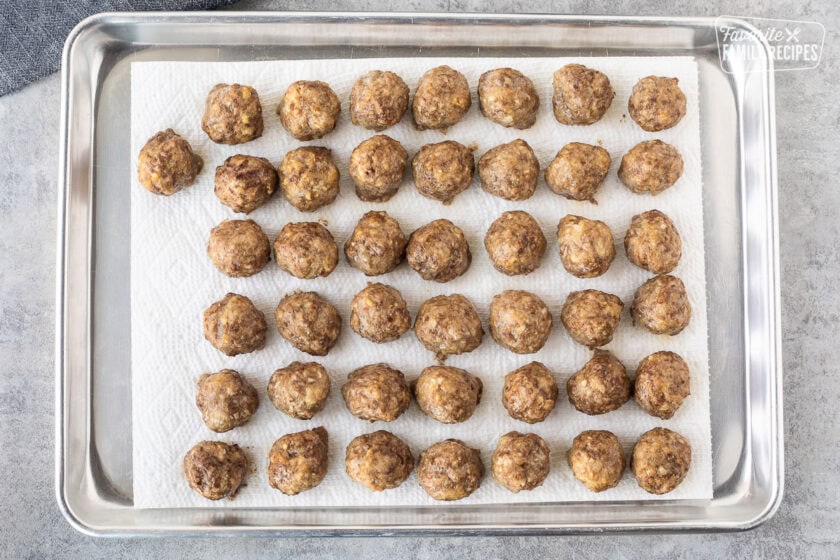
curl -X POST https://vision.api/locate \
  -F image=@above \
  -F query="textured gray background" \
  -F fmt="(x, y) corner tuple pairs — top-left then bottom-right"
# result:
(0, 0), (837, 557)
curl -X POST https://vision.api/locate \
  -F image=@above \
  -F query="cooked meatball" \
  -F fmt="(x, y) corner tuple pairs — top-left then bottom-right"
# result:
(412, 141), (475, 204)
(412, 65), (472, 131)
(631, 274), (692, 335)
(484, 210), (546, 276)
(560, 289), (624, 348)
(207, 219), (270, 277)
(203, 293), (267, 356)
(414, 294), (484, 358)
(350, 283), (411, 343)
(274, 292), (341, 356)
(489, 290), (553, 354)
(545, 142), (611, 203)
(478, 67), (539, 129)
(413, 365), (482, 424)
(632, 427), (691, 494)
(567, 349), (631, 415)
(201, 83), (263, 144)
(349, 135), (408, 202)
(137, 129), (202, 196)
(278, 80), (340, 140)
(477, 139), (540, 201)
(568, 430), (625, 492)
(624, 210), (682, 274)
(406, 219), (471, 282)
(618, 140), (684, 195)
(502, 361), (558, 424)
(214, 154), (278, 214)
(350, 71), (410, 131)
(552, 64), (614, 125)
(557, 214), (616, 278)
(634, 351), (691, 419)
(267, 361), (331, 420)
(278, 146), (340, 212)
(273, 222), (338, 279)
(491, 431), (550, 493)
(417, 439), (483, 501)
(628, 76), (687, 132)
(341, 363), (411, 422)
(267, 427), (329, 495)
(345, 430), (414, 491)
(183, 441), (248, 500)
(344, 211), (407, 276)
(195, 370), (259, 433)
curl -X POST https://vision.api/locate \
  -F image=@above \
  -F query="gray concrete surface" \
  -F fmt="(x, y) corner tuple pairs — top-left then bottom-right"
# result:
(0, 0), (837, 557)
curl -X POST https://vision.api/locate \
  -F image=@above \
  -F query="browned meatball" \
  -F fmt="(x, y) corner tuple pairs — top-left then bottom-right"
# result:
(560, 290), (624, 348)
(201, 83), (263, 144)
(344, 211), (407, 276)
(341, 363), (411, 422)
(567, 349), (631, 415)
(278, 147), (340, 212)
(634, 351), (691, 419)
(203, 293), (267, 356)
(413, 366), (482, 424)
(278, 80), (340, 140)
(568, 430), (625, 492)
(137, 129), (203, 196)
(412, 141), (475, 204)
(207, 219), (270, 278)
(273, 222), (338, 279)
(545, 143), (611, 203)
(557, 214), (616, 278)
(345, 430), (414, 491)
(183, 441), (248, 500)
(350, 71), (409, 131)
(628, 76), (687, 132)
(412, 65), (471, 131)
(267, 361), (331, 420)
(195, 370), (259, 433)
(484, 211), (546, 276)
(350, 283), (411, 343)
(552, 64), (614, 125)
(502, 361), (558, 424)
(632, 427), (691, 494)
(624, 210), (682, 274)
(349, 135), (408, 202)
(406, 219), (471, 282)
(478, 68), (539, 129)
(631, 274), (691, 335)
(491, 431), (550, 493)
(489, 290), (553, 354)
(267, 427), (329, 495)
(417, 439), (483, 501)
(414, 294), (484, 358)
(214, 155), (278, 214)
(477, 139), (539, 201)
(275, 292), (341, 356)
(618, 140), (684, 195)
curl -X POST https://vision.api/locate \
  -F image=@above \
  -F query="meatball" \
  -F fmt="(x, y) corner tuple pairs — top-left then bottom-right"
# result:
(273, 222), (338, 279)
(477, 139), (540, 201)
(631, 274), (692, 335)
(341, 363), (411, 422)
(267, 427), (329, 495)
(278, 80), (340, 140)
(350, 71), (410, 131)
(502, 361), (558, 424)
(414, 294), (484, 358)
(278, 146), (340, 212)
(406, 219), (471, 282)
(214, 155), (278, 214)
(632, 427), (691, 494)
(491, 432), (550, 493)
(489, 290), (553, 354)
(628, 76), (687, 132)
(412, 65), (472, 131)
(137, 129), (203, 196)
(560, 289), (624, 348)
(195, 370), (259, 433)
(557, 214), (616, 278)
(344, 211), (407, 276)
(634, 351), (691, 419)
(267, 361), (331, 420)
(350, 283), (411, 343)
(568, 430), (625, 492)
(618, 140), (684, 195)
(413, 365), (482, 424)
(345, 431), (414, 491)
(477, 67), (539, 129)
(349, 135), (408, 202)
(412, 141), (475, 204)
(624, 210), (682, 274)
(544, 143), (611, 203)
(201, 83), (263, 144)
(552, 64), (614, 125)
(183, 441), (248, 500)
(207, 219), (270, 277)
(203, 293), (267, 356)
(567, 349), (631, 415)
(417, 439), (483, 501)
(484, 211), (546, 276)
(274, 292), (341, 356)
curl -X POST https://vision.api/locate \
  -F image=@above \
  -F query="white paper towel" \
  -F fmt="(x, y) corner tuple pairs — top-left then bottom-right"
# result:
(130, 57), (711, 508)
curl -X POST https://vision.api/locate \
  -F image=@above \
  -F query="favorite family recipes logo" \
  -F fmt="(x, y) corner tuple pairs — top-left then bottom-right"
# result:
(716, 16), (825, 72)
